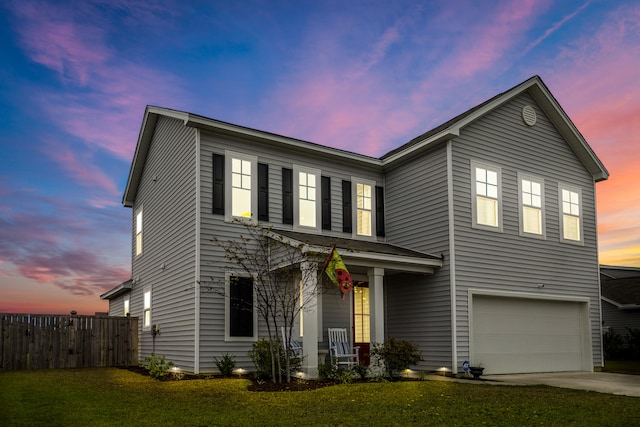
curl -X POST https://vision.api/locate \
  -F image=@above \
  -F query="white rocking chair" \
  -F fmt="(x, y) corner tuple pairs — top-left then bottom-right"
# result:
(328, 328), (359, 367)
(281, 327), (302, 358)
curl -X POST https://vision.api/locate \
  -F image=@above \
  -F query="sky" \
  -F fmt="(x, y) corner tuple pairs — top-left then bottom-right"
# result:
(0, 0), (638, 315)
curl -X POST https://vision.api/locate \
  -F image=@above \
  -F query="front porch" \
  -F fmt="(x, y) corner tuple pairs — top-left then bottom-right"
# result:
(272, 230), (443, 378)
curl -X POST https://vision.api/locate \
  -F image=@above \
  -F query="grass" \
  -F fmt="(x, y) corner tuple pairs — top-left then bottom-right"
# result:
(1, 368), (639, 426)
(603, 360), (640, 375)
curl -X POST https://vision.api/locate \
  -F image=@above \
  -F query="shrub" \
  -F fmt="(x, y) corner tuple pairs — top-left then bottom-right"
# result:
(249, 338), (302, 381)
(143, 353), (174, 379)
(214, 353), (236, 376)
(370, 337), (422, 379)
(317, 362), (354, 384)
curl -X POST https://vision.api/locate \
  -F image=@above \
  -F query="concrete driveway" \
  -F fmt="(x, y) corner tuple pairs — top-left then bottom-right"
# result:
(483, 372), (640, 397)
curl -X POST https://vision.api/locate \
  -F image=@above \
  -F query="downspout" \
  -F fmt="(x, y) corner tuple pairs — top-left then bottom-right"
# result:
(446, 140), (458, 374)
(194, 128), (201, 374)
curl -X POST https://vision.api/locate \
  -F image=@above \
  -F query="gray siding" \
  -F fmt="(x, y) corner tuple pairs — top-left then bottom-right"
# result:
(130, 116), (197, 371)
(450, 93), (602, 368)
(602, 300), (640, 336)
(384, 144), (453, 370)
(198, 130), (383, 372)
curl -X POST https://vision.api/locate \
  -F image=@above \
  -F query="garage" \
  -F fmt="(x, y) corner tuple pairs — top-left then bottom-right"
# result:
(470, 294), (592, 374)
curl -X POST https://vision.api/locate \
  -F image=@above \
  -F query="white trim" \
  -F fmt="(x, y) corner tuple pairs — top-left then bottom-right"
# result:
(142, 287), (152, 331)
(194, 129), (201, 374)
(224, 271), (258, 342)
(517, 172), (546, 239)
(446, 141), (458, 374)
(558, 182), (584, 246)
(224, 151), (258, 223)
(351, 177), (377, 240)
(293, 164), (322, 233)
(470, 160), (503, 233)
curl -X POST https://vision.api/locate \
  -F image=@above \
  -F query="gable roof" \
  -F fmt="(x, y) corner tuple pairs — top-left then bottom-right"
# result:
(381, 76), (609, 182)
(600, 266), (640, 308)
(122, 75), (608, 207)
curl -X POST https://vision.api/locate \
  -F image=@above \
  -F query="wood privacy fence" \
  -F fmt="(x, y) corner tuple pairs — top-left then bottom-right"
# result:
(1, 312), (138, 370)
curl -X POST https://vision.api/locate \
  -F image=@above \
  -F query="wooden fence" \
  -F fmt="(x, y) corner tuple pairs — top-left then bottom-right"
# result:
(1, 312), (138, 370)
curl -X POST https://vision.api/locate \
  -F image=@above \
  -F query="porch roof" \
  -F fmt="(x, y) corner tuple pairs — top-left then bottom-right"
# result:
(270, 230), (443, 274)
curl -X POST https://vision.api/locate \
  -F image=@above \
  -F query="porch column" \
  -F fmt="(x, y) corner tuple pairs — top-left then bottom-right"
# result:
(368, 267), (385, 344)
(301, 261), (319, 378)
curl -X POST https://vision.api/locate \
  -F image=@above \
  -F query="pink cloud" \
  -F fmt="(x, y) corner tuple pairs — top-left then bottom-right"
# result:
(44, 144), (120, 195)
(9, 1), (183, 164)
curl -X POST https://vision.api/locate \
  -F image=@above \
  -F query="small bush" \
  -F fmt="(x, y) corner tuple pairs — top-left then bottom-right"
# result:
(249, 338), (301, 381)
(370, 337), (422, 379)
(214, 353), (236, 376)
(317, 362), (354, 383)
(143, 353), (174, 379)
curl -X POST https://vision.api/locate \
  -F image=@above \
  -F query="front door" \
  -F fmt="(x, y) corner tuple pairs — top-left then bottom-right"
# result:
(353, 282), (370, 365)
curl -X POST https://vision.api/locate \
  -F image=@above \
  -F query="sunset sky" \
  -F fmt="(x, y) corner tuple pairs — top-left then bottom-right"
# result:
(1, 0), (638, 315)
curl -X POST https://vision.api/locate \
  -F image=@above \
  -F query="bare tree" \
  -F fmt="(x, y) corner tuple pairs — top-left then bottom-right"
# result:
(206, 222), (325, 383)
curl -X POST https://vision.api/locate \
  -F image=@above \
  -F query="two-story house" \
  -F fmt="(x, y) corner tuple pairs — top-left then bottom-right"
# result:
(101, 76), (609, 377)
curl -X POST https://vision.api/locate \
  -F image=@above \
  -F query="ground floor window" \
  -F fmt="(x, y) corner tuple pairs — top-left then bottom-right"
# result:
(227, 275), (255, 339)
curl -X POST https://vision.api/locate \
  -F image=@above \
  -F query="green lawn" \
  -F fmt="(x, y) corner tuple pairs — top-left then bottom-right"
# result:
(1, 368), (639, 426)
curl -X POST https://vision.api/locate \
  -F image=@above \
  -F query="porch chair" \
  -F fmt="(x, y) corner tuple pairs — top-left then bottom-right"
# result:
(281, 327), (303, 358)
(328, 328), (359, 367)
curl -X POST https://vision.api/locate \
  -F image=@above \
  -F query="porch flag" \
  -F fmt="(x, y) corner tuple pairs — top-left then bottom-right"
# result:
(323, 245), (353, 299)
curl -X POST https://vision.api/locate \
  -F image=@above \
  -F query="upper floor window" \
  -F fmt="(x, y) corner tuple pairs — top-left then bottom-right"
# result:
(124, 296), (130, 316)
(143, 288), (151, 331)
(471, 161), (502, 231)
(226, 274), (257, 341)
(518, 174), (545, 238)
(294, 165), (321, 230)
(560, 185), (582, 244)
(225, 151), (257, 222)
(352, 178), (376, 238)
(135, 209), (143, 256)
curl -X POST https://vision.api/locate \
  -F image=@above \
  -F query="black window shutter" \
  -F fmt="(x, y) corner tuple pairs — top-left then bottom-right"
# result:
(342, 180), (352, 233)
(376, 186), (385, 237)
(229, 276), (253, 337)
(258, 163), (269, 221)
(321, 176), (331, 230)
(212, 154), (225, 215)
(282, 168), (293, 225)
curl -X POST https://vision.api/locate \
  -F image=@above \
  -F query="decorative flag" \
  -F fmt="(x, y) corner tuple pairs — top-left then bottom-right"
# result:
(323, 245), (353, 298)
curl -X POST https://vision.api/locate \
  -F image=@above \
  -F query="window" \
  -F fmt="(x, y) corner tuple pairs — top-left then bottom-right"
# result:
(225, 151), (257, 222)
(294, 165), (321, 230)
(518, 174), (545, 237)
(351, 178), (376, 238)
(471, 161), (502, 231)
(143, 288), (151, 331)
(135, 209), (143, 256)
(226, 274), (256, 340)
(354, 285), (370, 344)
(124, 296), (130, 316)
(560, 185), (582, 243)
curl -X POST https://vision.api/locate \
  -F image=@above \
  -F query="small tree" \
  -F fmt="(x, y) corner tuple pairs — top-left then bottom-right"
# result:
(205, 221), (325, 383)
(370, 337), (422, 379)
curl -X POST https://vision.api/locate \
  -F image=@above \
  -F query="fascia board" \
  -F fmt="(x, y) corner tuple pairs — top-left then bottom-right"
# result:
(184, 114), (381, 168)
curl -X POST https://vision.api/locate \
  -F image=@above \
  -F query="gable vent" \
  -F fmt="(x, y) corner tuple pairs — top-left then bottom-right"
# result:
(522, 105), (537, 126)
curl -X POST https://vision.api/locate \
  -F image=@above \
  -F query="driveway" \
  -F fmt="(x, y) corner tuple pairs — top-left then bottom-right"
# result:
(482, 372), (640, 397)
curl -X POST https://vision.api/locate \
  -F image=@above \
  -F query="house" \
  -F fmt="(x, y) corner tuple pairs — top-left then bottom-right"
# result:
(600, 265), (640, 335)
(101, 75), (609, 377)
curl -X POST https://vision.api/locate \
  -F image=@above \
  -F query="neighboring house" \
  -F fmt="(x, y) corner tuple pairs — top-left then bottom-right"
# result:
(600, 265), (640, 335)
(101, 76), (609, 376)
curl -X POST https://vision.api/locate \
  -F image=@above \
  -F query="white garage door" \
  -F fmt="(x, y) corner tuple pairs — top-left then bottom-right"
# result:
(471, 295), (590, 374)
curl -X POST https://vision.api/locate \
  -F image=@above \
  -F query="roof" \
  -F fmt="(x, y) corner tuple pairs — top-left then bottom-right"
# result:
(270, 230), (443, 274)
(100, 279), (133, 300)
(600, 266), (640, 308)
(122, 75), (609, 207)
(381, 76), (609, 182)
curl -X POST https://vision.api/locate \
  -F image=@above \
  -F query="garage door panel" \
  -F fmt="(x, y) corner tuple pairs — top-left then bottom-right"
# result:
(471, 295), (588, 374)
